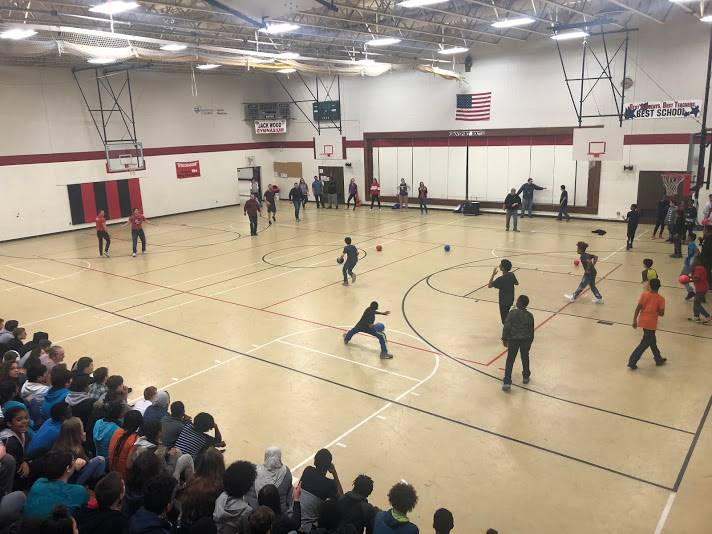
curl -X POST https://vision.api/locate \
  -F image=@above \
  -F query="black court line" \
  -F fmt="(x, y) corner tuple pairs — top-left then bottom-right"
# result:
(403, 252), (698, 436)
(673, 395), (712, 491)
(0, 274), (679, 492)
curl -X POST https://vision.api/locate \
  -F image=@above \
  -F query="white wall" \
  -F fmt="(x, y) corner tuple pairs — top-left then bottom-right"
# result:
(1, 10), (709, 240)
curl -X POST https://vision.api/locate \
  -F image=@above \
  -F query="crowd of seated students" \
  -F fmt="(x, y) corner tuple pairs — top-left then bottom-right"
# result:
(0, 318), (489, 534)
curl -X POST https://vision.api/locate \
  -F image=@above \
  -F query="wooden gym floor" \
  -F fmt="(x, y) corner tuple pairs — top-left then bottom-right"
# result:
(0, 204), (710, 533)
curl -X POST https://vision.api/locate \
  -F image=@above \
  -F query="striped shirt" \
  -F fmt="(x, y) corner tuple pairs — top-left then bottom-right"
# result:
(175, 422), (214, 459)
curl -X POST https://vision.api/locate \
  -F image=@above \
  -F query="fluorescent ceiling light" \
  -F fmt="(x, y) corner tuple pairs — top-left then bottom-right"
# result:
(259, 23), (299, 34)
(278, 68), (296, 74)
(160, 43), (187, 51)
(196, 63), (220, 70)
(277, 52), (300, 59)
(0, 28), (37, 40)
(397, 0), (449, 7)
(88, 56), (117, 64)
(89, 1), (139, 15)
(366, 37), (402, 47)
(550, 30), (588, 40)
(492, 17), (536, 28)
(438, 46), (469, 55)
(701, 14), (712, 22)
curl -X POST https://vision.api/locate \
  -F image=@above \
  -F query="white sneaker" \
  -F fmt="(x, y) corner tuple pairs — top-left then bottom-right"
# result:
(592, 298), (604, 304)
(564, 294), (575, 302)
(132, 252), (137, 257)
(104, 252), (110, 258)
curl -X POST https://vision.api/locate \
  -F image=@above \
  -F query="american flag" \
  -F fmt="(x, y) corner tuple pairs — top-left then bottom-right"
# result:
(456, 92), (492, 121)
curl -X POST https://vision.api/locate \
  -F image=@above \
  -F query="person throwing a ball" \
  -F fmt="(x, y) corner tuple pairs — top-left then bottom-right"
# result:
(565, 241), (603, 304)
(340, 237), (358, 286)
(344, 301), (392, 359)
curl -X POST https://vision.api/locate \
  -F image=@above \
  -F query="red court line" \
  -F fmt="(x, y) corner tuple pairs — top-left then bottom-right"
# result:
(485, 263), (623, 366)
(43, 248), (442, 356)
(262, 244), (441, 310)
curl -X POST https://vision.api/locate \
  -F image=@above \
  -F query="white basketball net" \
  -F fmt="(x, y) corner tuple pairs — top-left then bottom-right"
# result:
(661, 174), (685, 196)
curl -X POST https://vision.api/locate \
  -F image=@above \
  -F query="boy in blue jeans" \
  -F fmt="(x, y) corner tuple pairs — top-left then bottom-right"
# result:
(344, 301), (392, 359)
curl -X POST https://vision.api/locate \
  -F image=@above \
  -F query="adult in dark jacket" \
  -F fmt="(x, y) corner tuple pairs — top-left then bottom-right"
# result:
(652, 195), (670, 239)
(372, 483), (418, 534)
(503, 189), (522, 232)
(129, 474), (178, 534)
(501, 295), (535, 391)
(326, 180), (339, 209)
(288, 183), (303, 222)
(557, 185), (570, 221)
(77, 472), (129, 534)
(516, 178), (545, 217)
(339, 475), (376, 534)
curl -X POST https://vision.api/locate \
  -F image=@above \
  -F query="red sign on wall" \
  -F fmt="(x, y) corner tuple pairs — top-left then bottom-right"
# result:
(176, 161), (201, 179)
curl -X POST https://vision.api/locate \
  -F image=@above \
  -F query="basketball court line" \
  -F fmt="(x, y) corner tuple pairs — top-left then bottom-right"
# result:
(277, 340), (422, 382)
(0, 264), (696, 492)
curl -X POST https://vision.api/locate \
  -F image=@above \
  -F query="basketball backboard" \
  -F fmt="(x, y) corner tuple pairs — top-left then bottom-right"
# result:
(314, 132), (343, 161)
(106, 141), (146, 173)
(572, 127), (624, 161)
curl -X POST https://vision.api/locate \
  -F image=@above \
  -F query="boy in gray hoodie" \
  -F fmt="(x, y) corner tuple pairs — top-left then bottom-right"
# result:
(214, 460), (257, 534)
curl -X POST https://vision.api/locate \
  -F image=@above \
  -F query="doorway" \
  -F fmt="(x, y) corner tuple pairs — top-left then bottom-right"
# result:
(319, 166), (345, 203)
(237, 166), (261, 201)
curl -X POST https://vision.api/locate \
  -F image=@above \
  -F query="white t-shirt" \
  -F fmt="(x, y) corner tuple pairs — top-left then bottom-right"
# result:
(132, 399), (153, 415)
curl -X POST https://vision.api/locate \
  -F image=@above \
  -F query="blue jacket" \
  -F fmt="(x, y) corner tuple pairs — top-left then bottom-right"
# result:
(24, 478), (88, 519)
(26, 418), (62, 456)
(373, 510), (419, 534)
(41, 388), (68, 420)
(129, 507), (173, 534)
(93, 419), (120, 459)
(312, 180), (323, 194)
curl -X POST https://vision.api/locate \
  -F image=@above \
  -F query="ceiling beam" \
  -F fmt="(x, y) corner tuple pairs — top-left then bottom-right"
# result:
(292, 11), (510, 44)
(458, 0), (554, 24)
(320, 2), (537, 40)
(603, 0), (665, 23)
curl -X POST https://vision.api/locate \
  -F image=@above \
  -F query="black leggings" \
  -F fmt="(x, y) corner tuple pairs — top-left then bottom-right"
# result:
(653, 217), (666, 237)
(97, 231), (110, 255)
(370, 195), (381, 208)
(347, 194), (357, 208)
(131, 229), (146, 253)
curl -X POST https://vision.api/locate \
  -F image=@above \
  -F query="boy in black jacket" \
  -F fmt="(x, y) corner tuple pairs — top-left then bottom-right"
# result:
(501, 295), (535, 391)
(488, 259), (519, 324)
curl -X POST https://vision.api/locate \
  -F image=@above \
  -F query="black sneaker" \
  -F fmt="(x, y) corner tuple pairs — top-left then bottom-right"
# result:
(380, 352), (393, 359)
(523, 376), (530, 384)
(502, 383), (511, 391)
(685, 292), (695, 301)
(627, 363), (637, 370)
(655, 358), (667, 366)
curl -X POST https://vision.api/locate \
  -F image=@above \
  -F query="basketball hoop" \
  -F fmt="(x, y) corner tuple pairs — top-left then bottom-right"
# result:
(587, 141), (607, 159)
(320, 144), (334, 158)
(661, 173), (686, 197)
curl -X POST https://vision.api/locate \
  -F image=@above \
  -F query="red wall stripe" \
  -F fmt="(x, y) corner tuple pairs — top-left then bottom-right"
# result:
(105, 180), (121, 220)
(80, 183), (97, 224)
(127, 178), (143, 213)
(0, 133), (697, 168)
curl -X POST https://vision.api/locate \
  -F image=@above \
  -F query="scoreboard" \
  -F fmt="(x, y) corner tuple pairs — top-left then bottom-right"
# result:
(313, 100), (341, 122)
(244, 102), (291, 120)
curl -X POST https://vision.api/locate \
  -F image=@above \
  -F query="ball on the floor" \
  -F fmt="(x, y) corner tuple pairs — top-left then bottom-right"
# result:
(374, 322), (385, 332)
(678, 274), (690, 284)
(574, 259), (580, 267)
(337, 256), (344, 264)
(444, 244), (451, 252)
(376, 244), (383, 251)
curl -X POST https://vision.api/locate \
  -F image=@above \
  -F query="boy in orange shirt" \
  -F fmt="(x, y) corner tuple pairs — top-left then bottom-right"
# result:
(628, 278), (667, 369)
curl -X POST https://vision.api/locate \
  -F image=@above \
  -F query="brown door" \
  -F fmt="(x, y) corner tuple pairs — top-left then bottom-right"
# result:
(319, 166), (345, 203)
(637, 170), (688, 223)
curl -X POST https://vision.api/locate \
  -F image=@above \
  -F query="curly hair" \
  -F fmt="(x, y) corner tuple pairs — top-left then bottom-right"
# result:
(387, 482), (418, 514)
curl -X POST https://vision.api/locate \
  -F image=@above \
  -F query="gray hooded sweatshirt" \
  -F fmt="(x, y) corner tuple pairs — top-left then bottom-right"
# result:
(213, 492), (252, 534)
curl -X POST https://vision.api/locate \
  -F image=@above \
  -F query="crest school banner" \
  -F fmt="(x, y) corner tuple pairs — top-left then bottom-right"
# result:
(175, 161), (201, 179)
(624, 100), (702, 120)
(255, 120), (287, 134)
